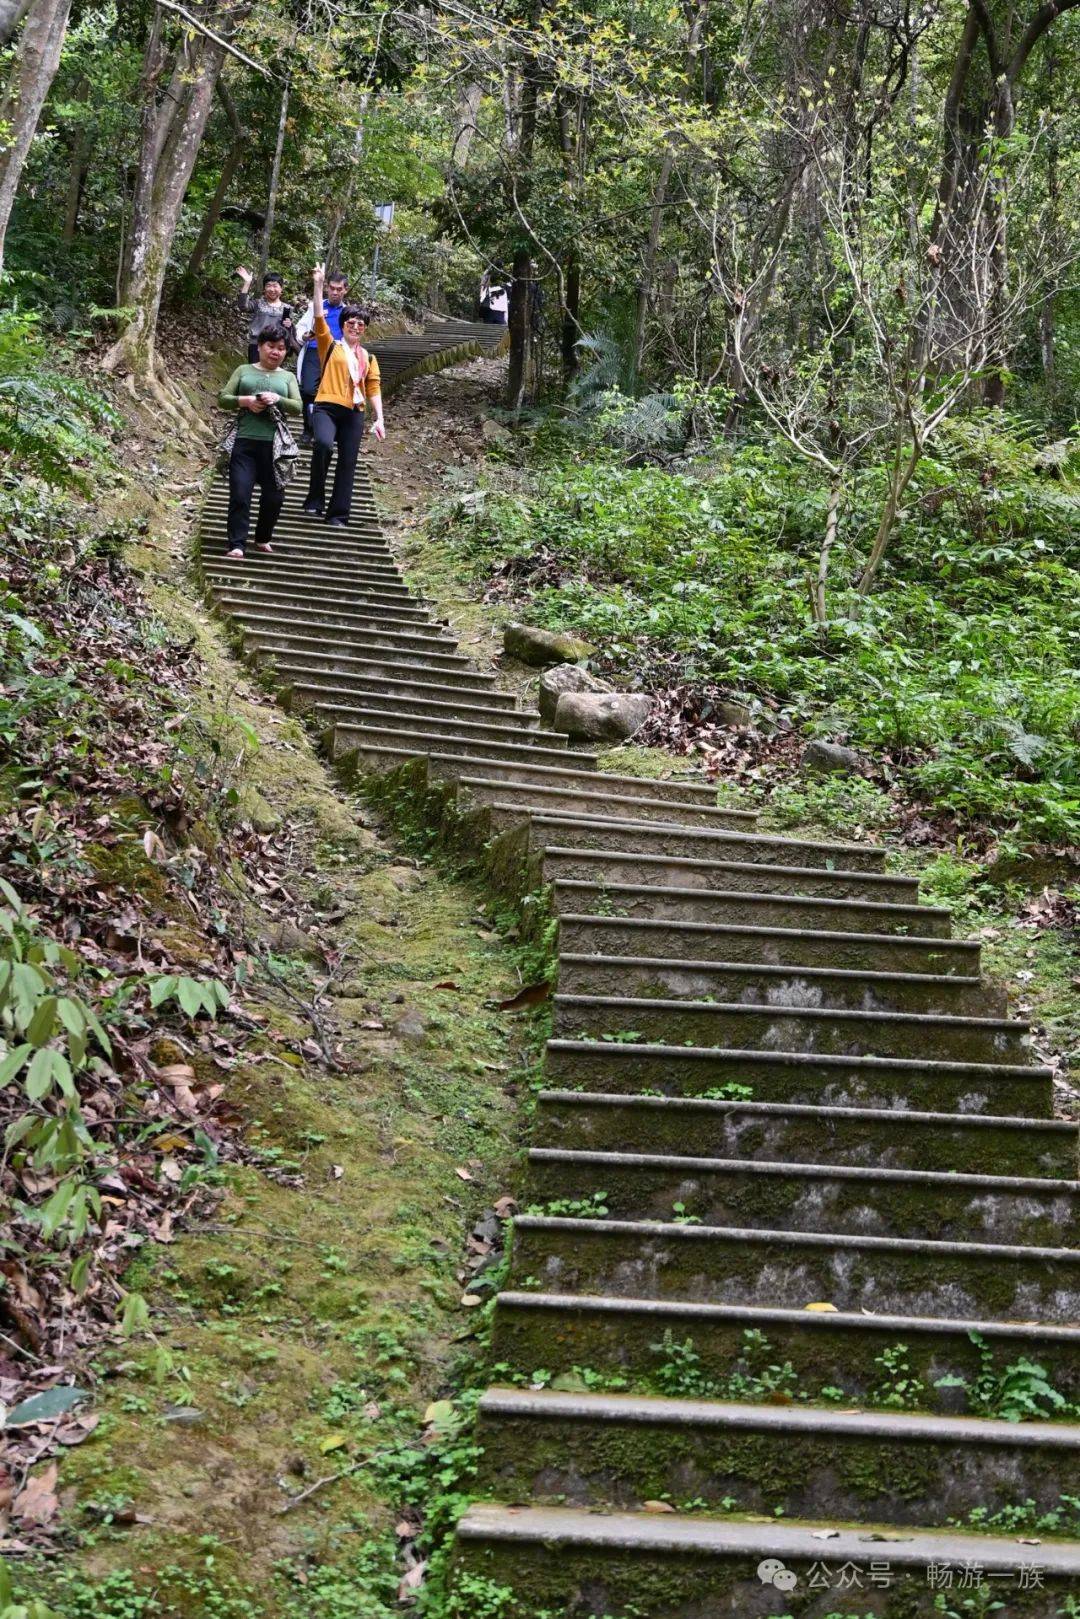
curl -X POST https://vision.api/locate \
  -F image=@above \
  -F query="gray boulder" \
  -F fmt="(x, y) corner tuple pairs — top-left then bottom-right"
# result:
(712, 698), (752, 728)
(554, 691), (652, 743)
(538, 664), (613, 723)
(802, 740), (865, 777)
(504, 622), (592, 667)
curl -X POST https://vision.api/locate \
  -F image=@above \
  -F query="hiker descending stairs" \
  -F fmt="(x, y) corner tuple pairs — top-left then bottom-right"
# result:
(198, 321), (1080, 1616)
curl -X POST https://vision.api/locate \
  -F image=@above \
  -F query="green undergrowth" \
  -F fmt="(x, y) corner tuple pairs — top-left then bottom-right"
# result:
(426, 412), (1080, 845)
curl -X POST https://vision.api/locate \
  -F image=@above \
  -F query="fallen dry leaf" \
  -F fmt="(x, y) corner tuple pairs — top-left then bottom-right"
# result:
(497, 981), (551, 1012)
(641, 1500), (676, 1514)
(15, 1463), (59, 1525)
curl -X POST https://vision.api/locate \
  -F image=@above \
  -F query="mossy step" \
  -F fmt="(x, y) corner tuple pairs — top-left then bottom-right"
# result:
(212, 584), (432, 621)
(525, 811), (886, 872)
(491, 1290), (1080, 1409)
(553, 992), (1030, 1064)
(199, 546), (402, 576)
(557, 913), (978, 976)
(252, 637), (472, 674)
(474, 1386), (1080, 1526)
(273, 656), (498, 693)
(313, 701), (556, 750)
(202, 558), (410, 591)
(545, 1038), (1054, 1115)
(282, 675), (513, 717)
(300, 688), (539, 728)
(331, 722), (585, 768)
(557, 952), (1001, 1016)
(533, 1091), (1078, 1178)
(230, 608), (454, 648)
(542, 848), (916, 905)
(429, 755), (709, 799)
(509, 1214), (1080, 1321)
(552, 878), (950, 935)
(526, 1147), (1078, 1245)
(462, 778), (756, 828)
(453, 1503), (1080, 1614)
(200, 523), (388, 550)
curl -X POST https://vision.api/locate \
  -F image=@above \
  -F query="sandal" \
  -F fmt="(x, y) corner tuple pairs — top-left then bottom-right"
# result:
(226, 547), (245, 559)
(255, 543), (273, 553)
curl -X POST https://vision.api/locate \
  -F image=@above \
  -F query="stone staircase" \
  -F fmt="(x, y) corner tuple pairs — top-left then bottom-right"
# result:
(198, 321), (1080, 1616)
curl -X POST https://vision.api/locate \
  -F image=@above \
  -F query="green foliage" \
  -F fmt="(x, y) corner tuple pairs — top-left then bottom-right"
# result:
(0, 311), (117, 488)
(936, 1331), (1076, 1422)
(434, 416), (1080, 842)
(869, 1343), (927, 1412)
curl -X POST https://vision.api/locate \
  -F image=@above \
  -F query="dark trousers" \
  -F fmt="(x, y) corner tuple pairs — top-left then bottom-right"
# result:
(228, 438), (283, 551)
(307, 402), (364, 521)
(299, 347), (322, 435)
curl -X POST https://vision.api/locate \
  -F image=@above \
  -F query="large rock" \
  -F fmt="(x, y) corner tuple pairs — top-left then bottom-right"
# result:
(554, 691), (652, 743)
(538, 664), (613, 723)
(504, 623), (592, 667)
(802, 740), (865, 777)
(711, 698), (752, 728)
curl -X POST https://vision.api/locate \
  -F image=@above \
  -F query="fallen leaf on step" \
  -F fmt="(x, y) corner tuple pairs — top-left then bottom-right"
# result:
(642, 1500), (676, 1514)
(498, 981), (550, 1011)
(812, 1529), (840, 1540)
(804, 1302), (838, 1312)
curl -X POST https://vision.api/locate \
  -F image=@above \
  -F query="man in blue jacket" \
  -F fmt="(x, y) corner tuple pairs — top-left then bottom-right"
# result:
(294, 269), (349, 442)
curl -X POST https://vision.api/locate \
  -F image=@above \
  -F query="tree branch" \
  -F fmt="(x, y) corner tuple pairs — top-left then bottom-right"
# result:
(156, 0), (274, 77)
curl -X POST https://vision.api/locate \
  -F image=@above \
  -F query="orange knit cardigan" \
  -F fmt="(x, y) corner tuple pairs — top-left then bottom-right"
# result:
(313, 314), (382, 409)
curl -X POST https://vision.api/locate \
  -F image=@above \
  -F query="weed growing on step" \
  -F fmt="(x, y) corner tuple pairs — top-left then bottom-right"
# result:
(956, 1494), (1080, 1537)
(700, 1082), (754, 1101)
(936, 1330), (1078, 1422)
(869, 1342), (927, 1411)
(526, 1190), (610, 1218)
(648, 1328), (801, 1403)
(933, 1590), (1007, 1617)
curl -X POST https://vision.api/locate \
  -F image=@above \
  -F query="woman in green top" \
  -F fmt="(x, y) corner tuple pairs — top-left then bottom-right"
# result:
(217, 324), (302, 559)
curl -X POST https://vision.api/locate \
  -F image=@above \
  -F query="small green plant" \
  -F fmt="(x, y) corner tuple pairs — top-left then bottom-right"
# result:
(937, 1331), (1073, 1421)
(527, 1190), (610, 1219)
(699, 1083), (754, 1101)
(147, 973), (231, 1019)
(870, 1342), (927, 1411)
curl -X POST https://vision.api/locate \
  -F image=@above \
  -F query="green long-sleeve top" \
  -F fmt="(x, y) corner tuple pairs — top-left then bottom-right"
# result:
(218, 364), (302, 441)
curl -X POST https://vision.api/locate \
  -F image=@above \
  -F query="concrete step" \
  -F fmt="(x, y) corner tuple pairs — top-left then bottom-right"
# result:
(552, 879), (951, 936)
(474, 1385), (1080, 1525)
(211, 583), (434, 622)
(202, 557), (412, 594)
(199, 543), (403, 576)
(280, 673), (515, 715)
(427, 755), (709, 801)
(200, 523), (388, 552)
(556, 952), (1002, 1016)
(269, 656), (499, 695)
(542, 848), (918, 906)
(525, 812), (887, 873)
(331, 721), (588, 770)
(492, 1289), (1080, 1412)
(298, 687), (539, 730)
(533, 1090), (1079, 1178)
(227, 606), (454, 648)
(509, 1213), (1080, 1321)
(525, 1146), (1077, 1245)
(249, 635), (472, 675)
(553, 992), (1030, 1064)
(453, 1503), (1080, 1615)
(544, 1037), (1054, 1116)
(460, 777), (757, 829)
(312, 702), (556, 750)
(557, 912), (978, 976)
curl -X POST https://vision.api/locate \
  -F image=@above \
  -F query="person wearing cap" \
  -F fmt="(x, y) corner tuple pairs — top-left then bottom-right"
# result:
(302, 262), (385, 528)
(235, 266), (299, 364)
(294, 269), (349, 443)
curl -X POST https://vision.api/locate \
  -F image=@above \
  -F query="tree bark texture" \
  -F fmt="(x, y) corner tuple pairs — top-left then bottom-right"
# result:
(257, 77), (289, 280)
(0, 0), (74, 271)
(506, 247), (538, 410)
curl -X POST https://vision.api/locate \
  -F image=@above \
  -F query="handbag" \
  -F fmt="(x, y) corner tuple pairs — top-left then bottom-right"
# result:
(269, 403), (299, 489)
(216, 417), (237, 472)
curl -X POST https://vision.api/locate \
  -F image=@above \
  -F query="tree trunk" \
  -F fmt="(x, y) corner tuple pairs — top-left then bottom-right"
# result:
(257, 77), (289, 280)
(186, 141), (242, 275)
(0, 0), (74, 272)
(506, 247), (538, 411)
(632, 149), (674, 381)
(61, 74), (90, 244)
(451, 80), (482, 166)
(105, 12), (237, 394)
(561, 248), (580, 379)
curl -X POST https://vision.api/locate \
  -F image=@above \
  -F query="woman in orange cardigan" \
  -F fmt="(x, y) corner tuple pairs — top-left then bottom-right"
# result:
(302, 262), (386, 526)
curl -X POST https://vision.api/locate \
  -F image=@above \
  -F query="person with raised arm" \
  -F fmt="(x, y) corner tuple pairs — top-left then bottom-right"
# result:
(302, 262), (385, 528)
(217, 323), (302, 559)
(294, 268), (349, 443)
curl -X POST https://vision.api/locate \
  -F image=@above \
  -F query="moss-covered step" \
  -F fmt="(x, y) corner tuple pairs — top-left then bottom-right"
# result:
(331, 720), (580, 769)
(491, 1290), (1080, 1410)
(540, 847), (915, 905)
(532, 1091), (1079, 1179)
(474, 1387), (1080, 1525)
(239, 625), (464, 665)
(525, 1148), (1080, 1246)
(544, 1038), (1054, 1116)
(557, 912), (976, 974)
(300, 687), (540, 731)
(203, 552), (401, 582)
(553, 992), (1029, 1064)
(551, 878), (951, 934)
(221, 598), (450, 637)
(282, 675), (518, 718)
(430, 754), (718, 800)
(508, 1214), (1080, 1321)
(556, 953), (1001, 1016)
(213, 584), (435, 624)
(312, 702), (554, 753)
(522, 811), (887, 872)
(452, 1504), (1080, 1616)
(278, 655), (500, 696)
(459, 778), (756, 830)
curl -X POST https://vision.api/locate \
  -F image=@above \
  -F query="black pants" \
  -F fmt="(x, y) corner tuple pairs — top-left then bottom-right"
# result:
(299, 347), (322, 435)
(307, 402), (364, 521)
(228, 438), (283, 551)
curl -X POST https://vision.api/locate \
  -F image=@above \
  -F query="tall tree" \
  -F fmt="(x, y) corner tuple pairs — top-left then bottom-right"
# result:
(0, 0), (74, 272)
